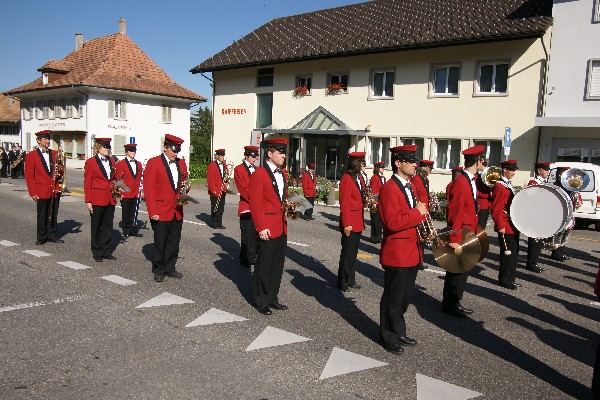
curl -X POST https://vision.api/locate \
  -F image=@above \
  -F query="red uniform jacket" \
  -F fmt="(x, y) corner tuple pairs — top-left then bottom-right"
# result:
(302, 171), (316, 198)
(446, 172), (478, 243)
(143, 155), (187, 221)
(84, 155), (117, 206)
(491, 180), (517, 234)
(379, 176), (424, 267)
(114, 158), (142, 199)
(370, 174), (386, 196)
(445, 180), (454, 203)
(234, 162), (254, 216)
(476, 172), (491, 210)
(527, 177), (544, 186)
(207, 160), (228, 197)
(25, 149), (59, 199)
(339, 173), (365, 233)
(410, 175), (429, 210)
(249, 165), (288, 238)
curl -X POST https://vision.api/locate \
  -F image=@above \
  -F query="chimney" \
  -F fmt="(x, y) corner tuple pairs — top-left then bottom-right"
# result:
(75, 33), (83, 51)
(119, 18), (126, 35)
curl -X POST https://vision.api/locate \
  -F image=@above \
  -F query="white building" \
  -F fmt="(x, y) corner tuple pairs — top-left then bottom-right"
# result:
(0, 94), (20, 149)
(5, 19), (205, 167)
(536, 0), (600, 164)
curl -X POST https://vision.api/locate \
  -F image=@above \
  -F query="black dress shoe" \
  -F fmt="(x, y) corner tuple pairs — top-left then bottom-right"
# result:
(525, 264), (543, 273)
(340, 287), (350, 293)
(457, 304), (474, 314)
(499, 282), (518, 290)
(442, 307), (467, 318)
(165, 271), (183, 279)
(268, 302), (288, 311)
(398, 336), (417, 346)
(256, 305), (272, 315)
(47, 238), (64, 243)
(94, 256), (103, 262)
(103, 255), (117, 261)
(216, 225), (226, 229)
(418, 263), (426, 270)
(382, 342), (404, 355)
(514, 282), (522, 287)
(551, 254), (568, 261)
(36, 240), (47, 245)
(349, 284), (361, 289)
(154, 274), (164, 282)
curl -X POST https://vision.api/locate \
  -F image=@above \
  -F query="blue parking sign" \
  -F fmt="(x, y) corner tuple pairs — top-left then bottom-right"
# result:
(504, 127), (511, 157)
(130, 137), (135, 144)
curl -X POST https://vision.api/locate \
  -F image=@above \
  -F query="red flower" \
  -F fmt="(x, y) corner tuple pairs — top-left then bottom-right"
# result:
(293, 85), (309, 95)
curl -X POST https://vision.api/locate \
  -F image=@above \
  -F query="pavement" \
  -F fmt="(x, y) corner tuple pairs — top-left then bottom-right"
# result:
(0, 169), (599, 399)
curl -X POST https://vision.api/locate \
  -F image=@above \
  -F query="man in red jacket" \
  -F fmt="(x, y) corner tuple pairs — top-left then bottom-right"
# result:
(25, 130), (63, 245)
(378, 145), (427, 355)
(234, 145), (259, 268)
(301, 163), (316, 220)
(84, 138), (117, 262)
(143, 134), (188, 282)
(338, 151), (367, 292)
(249, 138), (289, 315)
(442, 145), (485, 318)
(207, 148), (228, 229)
(491, 160), (521, 290)
(369, 161), (386, 243)
(524, 161), (551, 273)
(114, 143), (143, 238)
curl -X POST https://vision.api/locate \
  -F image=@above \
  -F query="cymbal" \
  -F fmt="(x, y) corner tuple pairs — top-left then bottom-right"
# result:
(475, 225), (489, 263)
(432, 228), (481, 273)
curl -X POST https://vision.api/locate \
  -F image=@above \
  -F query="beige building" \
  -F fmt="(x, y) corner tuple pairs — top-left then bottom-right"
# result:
(193, 0), (553, 191)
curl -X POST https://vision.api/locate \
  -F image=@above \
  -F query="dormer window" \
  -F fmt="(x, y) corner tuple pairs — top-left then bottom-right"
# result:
(42, 73), (49, 85)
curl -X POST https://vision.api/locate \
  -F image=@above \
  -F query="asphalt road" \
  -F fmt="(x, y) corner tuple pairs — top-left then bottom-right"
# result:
(1, 169), (599, 400)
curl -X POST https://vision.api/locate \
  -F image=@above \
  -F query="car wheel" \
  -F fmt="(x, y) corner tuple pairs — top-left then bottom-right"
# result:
(595, 221), (600, 231)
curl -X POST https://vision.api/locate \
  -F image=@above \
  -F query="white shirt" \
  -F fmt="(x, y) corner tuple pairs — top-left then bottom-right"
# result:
(40, 148), (50, 169)
(98, 154), (111, 178)
(464, 170), (477, 203)
(127, 157), (137, 175)
(267, 161), (284, 201)
(244, 159), (255, 174)
(356, 175), (363, 191)
(501, 176), (515, 194)
(163, 153), (179, 189)
(395, 174), (414, 208)
(218, 161), (224, 177)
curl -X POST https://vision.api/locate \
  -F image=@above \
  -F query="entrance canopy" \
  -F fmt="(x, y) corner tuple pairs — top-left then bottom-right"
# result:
(260, 106), (367, 136)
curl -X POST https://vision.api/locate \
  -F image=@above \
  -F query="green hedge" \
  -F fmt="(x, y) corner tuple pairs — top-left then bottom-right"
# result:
(189, 162), (207, 179)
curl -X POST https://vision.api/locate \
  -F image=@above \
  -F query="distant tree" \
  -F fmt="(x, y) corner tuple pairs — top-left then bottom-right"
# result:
(190, 106), (212, 163)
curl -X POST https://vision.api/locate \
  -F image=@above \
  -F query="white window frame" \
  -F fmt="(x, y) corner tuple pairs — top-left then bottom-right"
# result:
(71, 97), (82, 118)
(586, 58), (600, 100)
(108, 99), (127, 120)
(22, 102), (32, 120)
(47, 100), (55, 119)
(369, 68), (395, 99)
(473, 139), (503, 166)
(36, 101), (45, 120)
(59, 99), (68, 119)
(368, 137), (390, 166)
(474, 59), (510, 96)
(42, 72), (49, 85)
(326, 72), (349, 93)
(295, 74), (312, 95)
(434, 138), (462, 170)
(256, 67), (274, 88)
(161, 105), (172, 123)
(429, 63), (461, 97)
(595, 0), (600, 22)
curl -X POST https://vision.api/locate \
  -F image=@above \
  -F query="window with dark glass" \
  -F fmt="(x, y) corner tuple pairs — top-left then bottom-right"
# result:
(432, 66), (460, 95)
(371, 70), (394, 98)
(256, 93), (273, 128)
(257, 67), (274, 87)
(478, 62), (509, 94)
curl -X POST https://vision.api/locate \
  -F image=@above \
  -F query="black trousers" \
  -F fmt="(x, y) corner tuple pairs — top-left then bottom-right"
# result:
(120, 198), (137, 235)
(593, 340), (600, 400)
(370, 211), (383, 243)
(10, 163), (18, 178)
(337, 230), (361, 289)
(210, 195), (225, 227)
(380, 265), (419, 346)
(150, 216), (183, 276)
(90, 205), (115, 258)
(0, 160), (6, 177)
(442, 271), (469, 310)
(499, 232), (520, 285)
(551, 245), (567, 258)
(253, 234), (287, 307)
(304, 197), (315, 219)
(478, 208), (489, 229)
(239, 213), (257, 266)
(526, 237), (543, 268)
(36, 196), (60, 242)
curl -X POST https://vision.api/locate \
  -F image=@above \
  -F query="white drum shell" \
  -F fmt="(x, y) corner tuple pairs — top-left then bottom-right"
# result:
(510, 184), (573, 239)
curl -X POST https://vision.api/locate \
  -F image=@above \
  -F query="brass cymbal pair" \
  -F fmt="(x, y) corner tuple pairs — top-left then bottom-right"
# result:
(431, 225), (489, 273)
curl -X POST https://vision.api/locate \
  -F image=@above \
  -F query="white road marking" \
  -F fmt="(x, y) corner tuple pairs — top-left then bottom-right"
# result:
(135, 292), (195, 309)
(424, 268), (446, 275)
(319, 347), (387, 380)
(117, 207), (207, 226)
(0, 240), (19, 247)
(23, 250), (51, 257)
(186, 308), (248, 327)
(590, 301), (600, 307)
(102, 275), (137, 286)
(0, 296), (85, 313)
(57, 261), (91, 270)
(416, 373), (483, 400)
(245, 326), (311, 351)
(288, 241), (309, 247)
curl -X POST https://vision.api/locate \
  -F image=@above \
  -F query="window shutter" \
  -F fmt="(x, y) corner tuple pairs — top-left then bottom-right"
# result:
(60, 99), (67, 118)
(108, 100), (115, 118)
(161, 106), (167, 122)
(590, 60), (600, 97)
(78, 98), (83, 117)
(121, 101), (127, 119)
(66, 99), (73, 118)
(54, 102), (60, 119)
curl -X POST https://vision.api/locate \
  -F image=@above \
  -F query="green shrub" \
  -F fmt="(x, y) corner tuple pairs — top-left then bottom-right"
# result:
(189, 162), (207, 179)
(315, 176), (330, 203)
(430, 191), (447, 221)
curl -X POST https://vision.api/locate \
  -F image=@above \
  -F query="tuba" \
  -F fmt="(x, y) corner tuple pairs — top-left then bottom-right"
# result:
(480, 166), (502, 187)
(52, 147), (66, 193)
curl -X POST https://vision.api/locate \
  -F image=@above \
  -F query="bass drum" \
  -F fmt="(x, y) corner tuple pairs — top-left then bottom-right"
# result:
(510, 184), (573, 239)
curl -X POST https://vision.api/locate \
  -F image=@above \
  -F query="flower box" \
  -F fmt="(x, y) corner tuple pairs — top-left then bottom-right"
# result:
(326, 83), (346, 95)
(293, 85), (309, 97)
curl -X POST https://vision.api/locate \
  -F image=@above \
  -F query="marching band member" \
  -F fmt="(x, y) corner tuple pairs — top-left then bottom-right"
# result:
(114, 143), (143, 238)
(378, 145), (427, 355)
(442, 145), (485, 318)
(369, 161), (386, 243)
(446, 167), (463, 200)
(207, 148), (228, 229)
(234, 145), (259, 268)
(491, 160), (521, 290)
(412, 160), (433, 211)
(337, 152), (366, 292)
(301, 163), (316, 221)
(143, 134), (187, 282)
(249, 139), (289, 315)
(476, 158), (492, 228)
(524, 162), (551, 272)
(550, 166), (578, 262)
(84, 138), (117, 262)
(25, 130), (63, 245)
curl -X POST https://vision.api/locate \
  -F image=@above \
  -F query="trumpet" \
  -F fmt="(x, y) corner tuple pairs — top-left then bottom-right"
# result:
(176, 173), (192, 205)
(282, 191), (301, 220)
(480, 166), (502, 187)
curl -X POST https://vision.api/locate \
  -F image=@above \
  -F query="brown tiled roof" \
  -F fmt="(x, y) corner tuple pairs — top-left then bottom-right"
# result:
(192, 0), (552, 73)
(38, 59), (73, 73)
(0, 94), (20, 123)
(7, 33), (205, 102)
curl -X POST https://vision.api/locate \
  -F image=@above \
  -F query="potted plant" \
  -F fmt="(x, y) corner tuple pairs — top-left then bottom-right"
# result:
(326, 83), (346, 95)
(293, 85), (309, 97)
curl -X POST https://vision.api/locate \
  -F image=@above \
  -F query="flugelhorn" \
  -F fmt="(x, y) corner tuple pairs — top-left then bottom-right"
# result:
(480, 166), (502, 187)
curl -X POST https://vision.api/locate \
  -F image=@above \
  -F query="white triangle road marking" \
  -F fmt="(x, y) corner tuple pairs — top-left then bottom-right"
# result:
(245, 326), (311, 351)
(57, 261), (91, 270)
(135, 292), (195, 309)
(416, 373), (483, 400)
(319, 347), (387, 380)
(23, 249), (51, 257)
(102, 275), (137, 286)
(0, 240), (19, 247)
(185, 308), (248, 327)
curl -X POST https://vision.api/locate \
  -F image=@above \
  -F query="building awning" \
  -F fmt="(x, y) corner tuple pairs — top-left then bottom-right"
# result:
(536, 116), (600, 128)
(260, 106), (367, 136)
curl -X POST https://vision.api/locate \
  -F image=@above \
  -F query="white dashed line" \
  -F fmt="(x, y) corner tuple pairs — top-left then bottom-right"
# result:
(57, 261), (91, 270)
(23, 250), (51, 257)
(424, 268), (446, 275)
(288, 241), (309, 247)
(0, 296), (85, 313)
(590, 301), (600, 307)
(0, 240), (19, 247)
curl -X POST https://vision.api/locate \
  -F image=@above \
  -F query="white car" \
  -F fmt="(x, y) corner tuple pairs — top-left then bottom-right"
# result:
(549, 162), (600, 231)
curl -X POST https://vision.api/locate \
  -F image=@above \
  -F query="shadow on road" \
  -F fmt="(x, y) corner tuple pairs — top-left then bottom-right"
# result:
(210, 233), (253, 305)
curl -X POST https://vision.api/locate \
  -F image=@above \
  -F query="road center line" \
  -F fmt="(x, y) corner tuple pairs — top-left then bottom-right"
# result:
(0, 296), (85, 313)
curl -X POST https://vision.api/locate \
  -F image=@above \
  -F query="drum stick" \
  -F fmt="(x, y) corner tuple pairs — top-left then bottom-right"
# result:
(501, 233), (511, 255)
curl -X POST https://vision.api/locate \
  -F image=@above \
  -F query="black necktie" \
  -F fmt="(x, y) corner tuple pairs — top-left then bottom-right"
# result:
(100, 156), (107, 161)
(274, 168), (282, 174)
(129, 159), (135, 163)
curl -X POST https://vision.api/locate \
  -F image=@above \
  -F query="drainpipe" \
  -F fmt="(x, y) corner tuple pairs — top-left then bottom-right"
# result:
(200, 72), (214, 163)
(537, 35), (550, 162)
(73, 86), (88, 158)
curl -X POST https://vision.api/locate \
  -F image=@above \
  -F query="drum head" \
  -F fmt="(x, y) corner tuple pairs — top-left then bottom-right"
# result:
(510, 184), (571, 239)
